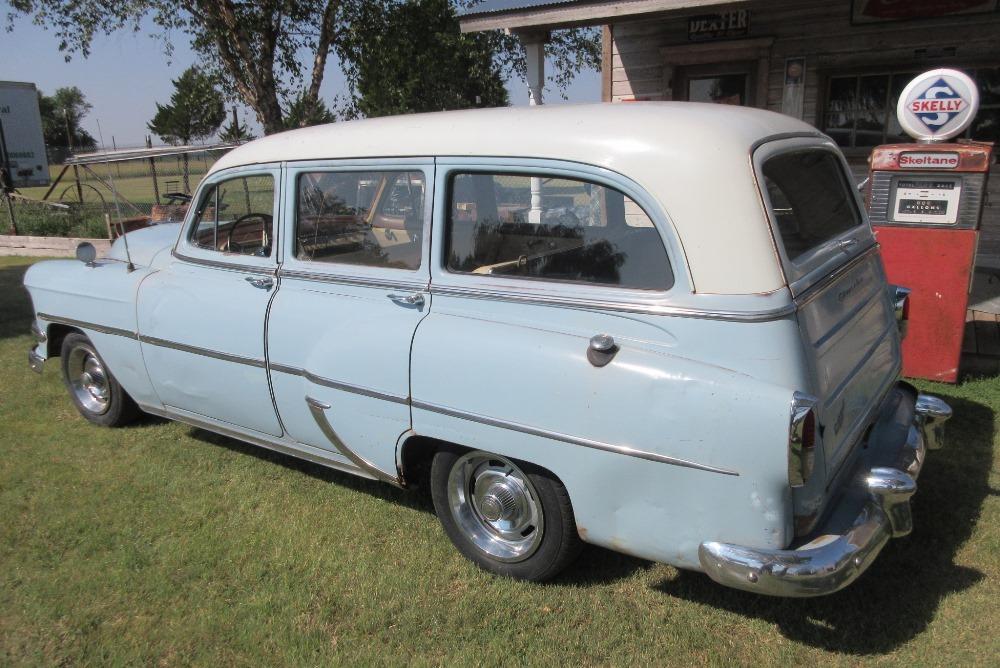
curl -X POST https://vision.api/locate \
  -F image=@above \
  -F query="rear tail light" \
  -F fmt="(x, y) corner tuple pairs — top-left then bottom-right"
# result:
(788, 392), (818, 488)
(891, 285), (911, 340)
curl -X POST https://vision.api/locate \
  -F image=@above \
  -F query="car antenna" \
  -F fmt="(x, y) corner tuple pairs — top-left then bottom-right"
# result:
(96, 119), (135, 272)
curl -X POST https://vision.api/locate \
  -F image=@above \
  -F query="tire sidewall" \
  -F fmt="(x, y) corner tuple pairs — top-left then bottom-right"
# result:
(60, 333), (133, 427)
(430, 447), (578, 581)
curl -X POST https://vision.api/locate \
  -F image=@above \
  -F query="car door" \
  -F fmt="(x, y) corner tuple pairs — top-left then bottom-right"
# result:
(266, 160), (433, 482)
(137, 165), (283, 436)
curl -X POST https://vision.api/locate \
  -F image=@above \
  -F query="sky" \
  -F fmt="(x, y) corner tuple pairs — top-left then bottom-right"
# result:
(0, 7), (600, 148)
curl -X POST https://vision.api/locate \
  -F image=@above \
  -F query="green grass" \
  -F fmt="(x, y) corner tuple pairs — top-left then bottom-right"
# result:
(1, 255), (998, 665)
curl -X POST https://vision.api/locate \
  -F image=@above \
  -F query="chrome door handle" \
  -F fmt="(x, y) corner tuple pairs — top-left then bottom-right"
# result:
(837, 238), (858, 252)
(387, 292), (425, 307)
(245, 276), (274, 290)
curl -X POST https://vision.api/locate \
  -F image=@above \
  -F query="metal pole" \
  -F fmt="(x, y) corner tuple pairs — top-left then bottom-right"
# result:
(524, 37), (546, 225)
(147, 136), (160, 205)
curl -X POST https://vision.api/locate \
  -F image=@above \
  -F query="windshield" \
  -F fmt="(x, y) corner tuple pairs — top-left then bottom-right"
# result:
(761, 149), (863, 262)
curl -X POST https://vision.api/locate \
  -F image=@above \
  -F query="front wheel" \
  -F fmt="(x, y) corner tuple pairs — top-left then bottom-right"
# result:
(60, 333), (139, 427)
(430, 448), (583, 581)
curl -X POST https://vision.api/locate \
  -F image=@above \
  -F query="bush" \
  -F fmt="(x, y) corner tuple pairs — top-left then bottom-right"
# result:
(8, 203), (109, 239)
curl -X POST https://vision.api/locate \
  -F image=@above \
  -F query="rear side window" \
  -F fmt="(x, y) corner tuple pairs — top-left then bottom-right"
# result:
(445, 173), (672, 290)
(761, 150), (863, 262)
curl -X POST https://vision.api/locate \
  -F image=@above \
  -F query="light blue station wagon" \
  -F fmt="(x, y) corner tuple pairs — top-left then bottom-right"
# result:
(24, 103), (952, 595)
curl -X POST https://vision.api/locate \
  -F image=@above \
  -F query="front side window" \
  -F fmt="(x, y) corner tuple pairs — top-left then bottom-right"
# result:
(446, 173), (672, 290)
(761, 150), (863, 262)
(295, 170), (425, 270)
(190, 174), (275, 257)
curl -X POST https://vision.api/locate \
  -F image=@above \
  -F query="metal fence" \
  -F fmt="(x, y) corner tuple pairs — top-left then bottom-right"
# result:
(4, 144), (235, 239)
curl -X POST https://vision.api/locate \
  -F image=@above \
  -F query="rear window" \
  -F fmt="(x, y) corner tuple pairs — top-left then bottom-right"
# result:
(761, 150), (862, 262)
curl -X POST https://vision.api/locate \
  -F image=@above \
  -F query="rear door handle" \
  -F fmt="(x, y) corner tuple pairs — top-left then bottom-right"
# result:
(387, 292), (425, 307)
(245, 276), (274, 290)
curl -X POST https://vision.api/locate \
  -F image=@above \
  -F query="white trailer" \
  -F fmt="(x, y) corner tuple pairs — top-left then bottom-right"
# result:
(0, 81), (49, 188)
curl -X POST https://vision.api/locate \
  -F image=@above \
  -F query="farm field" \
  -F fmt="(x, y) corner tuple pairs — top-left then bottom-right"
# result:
(1, 255), (998, 665)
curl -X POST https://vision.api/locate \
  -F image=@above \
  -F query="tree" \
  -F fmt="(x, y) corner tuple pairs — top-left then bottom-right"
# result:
(338, 0), (507, 118)
(219, 108), (256, 144)
(283, 93), (336, 129)
(37, 86), (97, 154)
(148, 66), (225, 191)
(7, 1), (600, 133)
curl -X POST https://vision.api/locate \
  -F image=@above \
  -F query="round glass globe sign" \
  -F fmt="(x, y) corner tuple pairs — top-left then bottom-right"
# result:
(896, 69), (980, 142)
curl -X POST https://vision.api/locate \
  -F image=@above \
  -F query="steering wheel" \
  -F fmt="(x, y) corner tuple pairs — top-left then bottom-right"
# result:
(226, 212), (273, 256)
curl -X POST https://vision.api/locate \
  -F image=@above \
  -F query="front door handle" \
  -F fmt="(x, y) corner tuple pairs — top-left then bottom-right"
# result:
(387, 292), (425, 307)
(245, 276), (274, 290)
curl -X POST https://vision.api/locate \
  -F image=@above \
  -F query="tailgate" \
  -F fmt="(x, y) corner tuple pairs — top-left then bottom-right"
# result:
(796, 251), (900, 475)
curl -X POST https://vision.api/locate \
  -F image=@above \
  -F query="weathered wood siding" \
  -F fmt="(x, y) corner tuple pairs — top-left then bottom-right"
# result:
(607, 0), (1000, 263)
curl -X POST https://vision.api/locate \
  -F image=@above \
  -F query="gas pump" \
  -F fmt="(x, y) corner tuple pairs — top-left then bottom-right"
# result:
(868, 69), (993, 383)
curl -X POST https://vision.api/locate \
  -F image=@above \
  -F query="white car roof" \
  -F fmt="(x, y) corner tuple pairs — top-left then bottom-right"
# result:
(210, 103), (827, 294)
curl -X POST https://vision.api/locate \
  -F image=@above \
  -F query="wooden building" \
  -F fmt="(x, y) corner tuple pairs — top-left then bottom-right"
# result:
(460, 0), (1000, 270)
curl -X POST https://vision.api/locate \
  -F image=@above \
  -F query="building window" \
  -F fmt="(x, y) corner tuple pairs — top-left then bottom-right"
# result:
(824, 67), (1000, 149)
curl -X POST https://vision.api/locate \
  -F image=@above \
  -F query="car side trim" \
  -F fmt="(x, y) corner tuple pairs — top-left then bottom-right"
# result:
(411, 399), (740, 476)
(305, 396), (403, 487)
(36, 313), (138, 340)
(427, 286), (796, 323)
(138, 335), (266, 368)
(139, 403), (374, 480)
(171, 249), (277, 275)
(279, 268), (428, 293)
(269, 363), (410, 404)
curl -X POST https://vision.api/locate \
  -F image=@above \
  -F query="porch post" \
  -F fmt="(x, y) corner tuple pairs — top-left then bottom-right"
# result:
(517, 31), (549, 223)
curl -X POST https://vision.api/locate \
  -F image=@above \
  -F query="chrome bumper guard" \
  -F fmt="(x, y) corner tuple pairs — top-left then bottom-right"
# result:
(698, 390), (952, 597)
(28, 348), (45, 374)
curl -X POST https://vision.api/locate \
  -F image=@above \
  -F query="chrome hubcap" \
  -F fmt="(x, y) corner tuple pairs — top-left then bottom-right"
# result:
(68, 345), (111, 414)
(448, 452), (544, 562)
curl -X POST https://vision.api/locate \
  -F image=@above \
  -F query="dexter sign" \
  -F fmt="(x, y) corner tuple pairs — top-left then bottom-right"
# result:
(897, 69), (980, 142)
(899, 152), (960, 169)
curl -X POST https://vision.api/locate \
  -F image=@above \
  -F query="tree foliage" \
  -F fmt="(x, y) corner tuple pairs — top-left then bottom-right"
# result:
(8, 0), (602, 133)
(219, 110), (256, 144)
(36, 86), (96, 150)
(338, 0), (507, 118)
(283, 93), (337, 129)
(148, 66), (225, 145)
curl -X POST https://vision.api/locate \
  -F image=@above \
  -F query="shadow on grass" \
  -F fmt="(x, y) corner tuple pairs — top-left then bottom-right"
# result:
(0, 261), (36, 340)
(651, 393), (993, 654)
(181, 424), (436, 516)
(175, 419), (655, 585)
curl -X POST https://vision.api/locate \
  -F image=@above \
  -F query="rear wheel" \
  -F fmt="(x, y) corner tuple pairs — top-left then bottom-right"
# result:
(60, 333), (139, 427)
(430, 448), (582, 581)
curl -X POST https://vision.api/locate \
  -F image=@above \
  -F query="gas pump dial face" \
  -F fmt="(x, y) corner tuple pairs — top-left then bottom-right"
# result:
(896, 69), (980, 142)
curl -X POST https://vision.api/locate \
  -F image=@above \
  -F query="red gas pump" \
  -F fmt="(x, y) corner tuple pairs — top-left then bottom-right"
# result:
(867, 69), (993, 383)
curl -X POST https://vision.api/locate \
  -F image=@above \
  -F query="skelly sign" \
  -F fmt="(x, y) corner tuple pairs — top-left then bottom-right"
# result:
(896, 69), (980, 142)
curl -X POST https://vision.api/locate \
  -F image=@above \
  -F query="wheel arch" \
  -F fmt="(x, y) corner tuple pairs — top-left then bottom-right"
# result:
(45, 323), (83, 358)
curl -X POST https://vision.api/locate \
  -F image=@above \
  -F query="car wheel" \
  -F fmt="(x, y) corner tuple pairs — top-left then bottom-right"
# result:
(430, 448), (583, 581)
(60, 333), (139, 427)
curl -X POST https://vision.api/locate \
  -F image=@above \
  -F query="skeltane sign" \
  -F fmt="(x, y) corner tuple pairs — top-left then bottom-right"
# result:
(896, 69), (980, 142)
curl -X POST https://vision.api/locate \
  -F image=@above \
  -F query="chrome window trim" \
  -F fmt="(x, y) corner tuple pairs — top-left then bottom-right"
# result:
(791, 244), (880, 309)
(171, 249), (278, 275)
(277, 268), (428, 293)
(138, 334), (266, 368)
(269, 363), (410, 405)
(36, 313), (137, 340)
(411, 399), (739, 476)
(428, 285), (796, 322)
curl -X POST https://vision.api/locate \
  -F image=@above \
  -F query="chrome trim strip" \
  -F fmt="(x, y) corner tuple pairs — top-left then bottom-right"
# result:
(171, 249), (277, 275)
(139, 403), (372, 479)
(139, 334), (266, 368)
(269, 363), (410, 405)
(36, 312), (138, 340)
(427, 285), (796, 323)
(278, 268), (428, 292)
(305, 396), (403, 487)
(792, 245), (880, 309)
(411, 400), (739, 476)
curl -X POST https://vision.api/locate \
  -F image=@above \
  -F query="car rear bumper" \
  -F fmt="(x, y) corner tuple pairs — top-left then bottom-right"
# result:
(698, 384), (951, 597)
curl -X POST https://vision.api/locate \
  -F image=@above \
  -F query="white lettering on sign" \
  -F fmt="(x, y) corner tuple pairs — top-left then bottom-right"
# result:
(898, 152), (960, 169)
